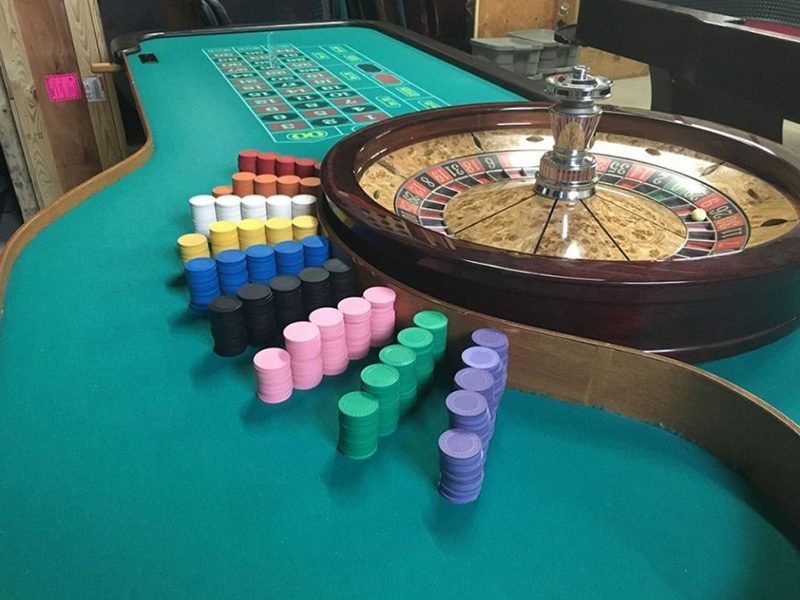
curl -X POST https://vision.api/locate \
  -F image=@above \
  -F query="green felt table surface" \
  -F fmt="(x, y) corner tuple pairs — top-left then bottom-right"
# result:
(0, 24), (798, 598)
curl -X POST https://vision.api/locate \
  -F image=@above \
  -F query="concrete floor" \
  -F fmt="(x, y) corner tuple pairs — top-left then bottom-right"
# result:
(1, 76), (799, 249)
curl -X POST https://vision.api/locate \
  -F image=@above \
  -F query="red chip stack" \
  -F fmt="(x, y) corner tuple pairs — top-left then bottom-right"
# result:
(238, 150), (259, 173)
(257, 152), (277, 175)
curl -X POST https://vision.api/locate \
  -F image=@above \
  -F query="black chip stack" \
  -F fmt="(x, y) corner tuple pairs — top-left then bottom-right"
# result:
(269, 275), (305, 330)
(236, 283), (277, 348)
(324, 258), (356, 303)
(299, 267), (332, 315)
(209, 295), (248, 357)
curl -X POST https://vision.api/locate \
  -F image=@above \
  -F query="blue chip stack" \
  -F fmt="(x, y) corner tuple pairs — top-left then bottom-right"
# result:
(437, 429), (484, 504)
(445, 390), (494, 451)
(274, 240), (304, 275)
(461, 346), (506, 416)
(246, 244), (277, 284)
(471, 328), (509, 387)
(185, 257), (220, 311)
(216, 249), (249, 295)
(302, 235), (330, 267)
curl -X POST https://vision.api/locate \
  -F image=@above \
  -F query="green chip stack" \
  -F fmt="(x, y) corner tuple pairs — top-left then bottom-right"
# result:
(337, 391), (380, 459)
(360, 363), (401, 436)
(379, 344), (418, 414)
(397, 327), (435, 390)
(412, 310), (448, 362)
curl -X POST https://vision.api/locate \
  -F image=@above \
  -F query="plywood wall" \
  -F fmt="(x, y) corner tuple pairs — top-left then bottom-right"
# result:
(0, 0), (125, 215)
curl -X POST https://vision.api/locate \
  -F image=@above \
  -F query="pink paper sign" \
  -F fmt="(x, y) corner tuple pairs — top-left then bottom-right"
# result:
(44, 73), (82, 102)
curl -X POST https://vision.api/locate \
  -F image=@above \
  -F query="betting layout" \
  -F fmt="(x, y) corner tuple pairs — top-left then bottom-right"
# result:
(393, 150), (749, 259)
(205, 42), (449, 144)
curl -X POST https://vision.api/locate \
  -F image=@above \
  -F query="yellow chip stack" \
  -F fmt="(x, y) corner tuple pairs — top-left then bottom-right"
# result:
(265, 217), (293, 244)
(237, 218), (267, 249)
(177, 233), (211, 263)
(209, 220), (239, 255)
(292, 215), (319, 240)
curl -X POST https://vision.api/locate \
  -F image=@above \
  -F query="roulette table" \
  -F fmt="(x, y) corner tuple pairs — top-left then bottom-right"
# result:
(0, 22), (798, 598)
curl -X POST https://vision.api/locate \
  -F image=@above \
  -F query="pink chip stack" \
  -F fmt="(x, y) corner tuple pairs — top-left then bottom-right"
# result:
(363, 286), (397, 347)
(283, 321), (324, 390)
(253, 348), (293, 404)
(338, 297), (372, 360)
(309, 307), (349, 376)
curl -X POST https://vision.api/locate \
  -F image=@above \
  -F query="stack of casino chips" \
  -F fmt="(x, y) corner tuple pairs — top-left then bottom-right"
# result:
(185, 257), (220, 311)
(302, 235), (330, 267)
(245, 245), (277, 284)
(216, 249), (249, 295)
(363, 286), (396, 347)
(309, 307), (349, 375)
(337, 391), (380, 460)
(189, 195), (217, 236)
(397, 327), (435, 390)
(438, 429), (485, 504)
(240, 195), (268, 220)
(291, 194), (317, 218)
(454, 367), (495, 422)
(237, 283), (277, 347)
(209, 221), (239, 255)
(274, 240), (304, 275)
(283, 321), (324, 390)
(209, 295), (248, 357)
(265, 217), (293, 244)
(412, 310), (448, 362)
(471, 328), (509, 387)
(299, 267), (331, 314)
(445, 390), (494, 450)
(215, 195), (241, 222)
(252, 348), (293, 404)
(379, 344), (418, 414)
(177, 233), (210, 263)
(237, 218), (268, 250)
(324, 258), (356, 303)
(291, 215), (318, 240)
(360, 363), (401, 436)
(338, 297), (372, 360)
(461, 346), (506, 415)
(269, 275), (305, 330)
(266, 194), (292, 219)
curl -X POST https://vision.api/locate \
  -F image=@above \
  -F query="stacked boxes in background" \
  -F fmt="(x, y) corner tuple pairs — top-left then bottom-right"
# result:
(470, 29), (577, 80)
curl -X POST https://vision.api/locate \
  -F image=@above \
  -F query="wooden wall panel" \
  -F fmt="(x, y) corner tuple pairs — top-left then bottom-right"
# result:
(0, 0), (63, 205)
(15, 0), (102, 191)
(0, 71), (40, 220)
(65, 0), (126, 169)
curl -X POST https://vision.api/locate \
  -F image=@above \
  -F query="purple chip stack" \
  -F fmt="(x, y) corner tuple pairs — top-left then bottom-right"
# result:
(445, 390), (493, 450)
(471, 328), (509, 387)
(454, 367), (496, 420)
(461, 346), (505, 414)
(437, 429), (484, 504)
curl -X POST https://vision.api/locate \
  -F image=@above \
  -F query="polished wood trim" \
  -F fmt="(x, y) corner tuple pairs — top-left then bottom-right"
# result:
(0, 59), (151, 310)
(0, 21), (797, 546)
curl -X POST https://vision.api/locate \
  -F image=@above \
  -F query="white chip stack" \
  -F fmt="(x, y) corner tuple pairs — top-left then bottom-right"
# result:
(266, 194), (292, 219)
(189, 195), (217, 236)
(241, 194), (268, 220)
(215, 195), (242, 222)
(291, 194), (317, 218)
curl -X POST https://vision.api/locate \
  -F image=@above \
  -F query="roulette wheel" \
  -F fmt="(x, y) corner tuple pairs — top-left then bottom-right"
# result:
(321, 66), (800, 362)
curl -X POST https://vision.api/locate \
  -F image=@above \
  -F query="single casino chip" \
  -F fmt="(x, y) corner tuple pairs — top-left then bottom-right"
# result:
(397, 327), (434, 351)
(363, 286), (396, 308)
(445, 390), (488, 418)
(461, 346), (501, 371)
(438, 429), (483, 460)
